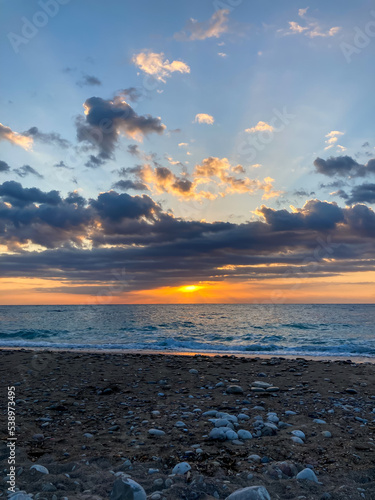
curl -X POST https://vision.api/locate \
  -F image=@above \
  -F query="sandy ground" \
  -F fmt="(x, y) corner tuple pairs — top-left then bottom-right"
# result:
(0, 349), (374, 499)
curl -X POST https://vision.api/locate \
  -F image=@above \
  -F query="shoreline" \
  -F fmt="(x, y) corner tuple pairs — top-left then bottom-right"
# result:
(1, 345), (375, 364)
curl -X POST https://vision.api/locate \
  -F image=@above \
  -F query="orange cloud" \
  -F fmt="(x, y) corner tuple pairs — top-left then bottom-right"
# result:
(132, 51), (190, 82)
(0, 123), (33, 150)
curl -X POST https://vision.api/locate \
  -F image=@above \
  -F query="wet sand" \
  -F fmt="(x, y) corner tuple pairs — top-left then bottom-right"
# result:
(0, 349), (374, 499)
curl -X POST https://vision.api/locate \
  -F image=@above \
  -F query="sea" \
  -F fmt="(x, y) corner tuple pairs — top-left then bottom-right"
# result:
(0, 304), (374, 359)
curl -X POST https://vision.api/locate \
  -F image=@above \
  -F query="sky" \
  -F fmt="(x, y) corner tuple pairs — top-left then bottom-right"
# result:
(0, 0), (375, 304)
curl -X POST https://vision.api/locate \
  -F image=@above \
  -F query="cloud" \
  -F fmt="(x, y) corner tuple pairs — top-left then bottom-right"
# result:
(0, 123), (33, 150)
(85, 154), (105, 168)
(132, 51), (190, 83)
(0, 181), (61, 207)
(77, 74), (102, 87)
(324, 130), (345, 150)
(54, 161), (73, 170)
(281, 11), (341, 38)
(314, 156), (375, 178)
(127, 144), (141, 156)
(346, 183), (375, 205)
(298, 7), (309, 18)
(120, 157), (282, 200)
(245, 121), (274, 133)
(194, 113), (214, 125)
(218, 52), (227, 57)
(113, 180), (149, 191)
(2, 186), (375, 289)
(118, 88), (142, 103)
(76, 95), (166, 159)
(175, 9), (229, 41)
(178, 142), (188, 148)
(13, 165), (44, 179)
(23, 126), (70, 149)
(0, 160), (11, 173)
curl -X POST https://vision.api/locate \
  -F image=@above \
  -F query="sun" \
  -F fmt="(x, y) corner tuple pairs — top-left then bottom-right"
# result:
(179, 285), (203, 293)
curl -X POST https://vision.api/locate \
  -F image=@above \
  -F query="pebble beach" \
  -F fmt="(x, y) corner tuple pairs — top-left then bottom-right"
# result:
(1, 350), (374, 499)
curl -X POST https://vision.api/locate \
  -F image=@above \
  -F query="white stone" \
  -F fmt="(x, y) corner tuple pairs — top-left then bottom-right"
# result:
(296, 468), (320, 483)
(148, 429), (165, 436)
(172, 462), (191, 475)
(225, 485), (271, 500)
(225, 429), (238, 440)
(30, 464), (49, 474)
(291, 430), (305, 440)
(238, 429), (253, 440)
(291, 436), (304, 444)
(110, 477), (147, 500)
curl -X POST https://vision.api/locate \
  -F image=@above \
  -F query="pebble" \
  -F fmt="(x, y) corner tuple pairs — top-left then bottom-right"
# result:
(237, 429), (253, 440)
(110, 477), (147, 500)
(172, 462), (191, 475)
(296, 468), (320, 483)
(291, 430), (306, 440)
(226, 385), (244, 394)
(148, 429), (165, 436)
(225, 485), (271, 500)
(30, 464), (49, 474)
(322, 431), (332, 438)
(313, 419), (327, 424)
(189, 369), (198, 374)
(285, 410), (297, 416)
(291, 436), (304, 444)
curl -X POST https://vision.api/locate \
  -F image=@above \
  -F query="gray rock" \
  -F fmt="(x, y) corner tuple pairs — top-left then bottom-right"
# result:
(322, 431), (332, 438)
(215, 418), (232, 428)
(238, 429), (253, 440)
(172, 462), (191, 475)
(42, 483), (57, 492)
(30, 464), (49, 474)
(248, 454), (261, 462)
(225, 429), (238, 440)
(209, 428), (227, 440)
(291, 430), (305, 440)
(291, 436), (304, 444)
(148, 429), (165, 436)
(296, 468), (320, 483)
(189, 369), (198, 374)
(252, 381), (272, 389)
(238, 413), (250, 420)
(110, 477), (147, 500)
(226, 385), (244, 394)
(313, 419), (327, 424)
(225, 485), (271, 500)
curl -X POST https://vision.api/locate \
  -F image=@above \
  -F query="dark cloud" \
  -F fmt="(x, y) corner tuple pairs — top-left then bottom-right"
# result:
(85, 154), (105, 168)
(346, 183), (375, 205)
(0, 160), (10, 173)
(127, 144), (140, 156)
(2, 184), (375, 290)
(113, 180), (149, 191)
(293, 189), (315, 197)
(54, 161), (73, 170)
(13, 165), (44, 179)
(314, 156), (375, 178)
(77, 74), (102, 87)
(119, 88), (141, 103)
(90, 191), (160, 222)
(23, 127), (70, 149)
(75, 95), (165, 160)
(0, 181), (61, 207)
